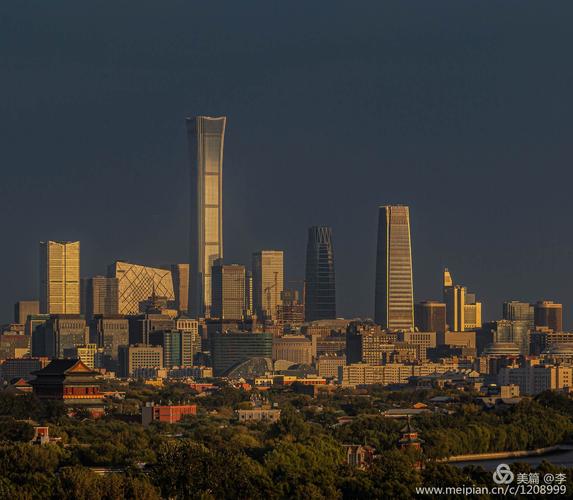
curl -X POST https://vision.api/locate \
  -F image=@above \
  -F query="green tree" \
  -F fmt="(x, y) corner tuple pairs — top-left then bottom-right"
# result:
(264, 436), (344, 498)
(55, 467), (102, 500)
(269, 405), (312, 441)
(152, 439), (274, 499)
(0, 416), (35, 442)
(340, 451), (420, 499)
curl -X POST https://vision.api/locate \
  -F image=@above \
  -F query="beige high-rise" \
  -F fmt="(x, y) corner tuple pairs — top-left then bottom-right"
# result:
(443, 268), (482, 331)
(211, 260), (246, 320)
(40, 241), (80, 314)
(443, 268), (466, 332)
(187, 116), (226, 318)
(171, 263), (190, 313)
(252, 250), (284, 321)
(374, 206), (414, 331)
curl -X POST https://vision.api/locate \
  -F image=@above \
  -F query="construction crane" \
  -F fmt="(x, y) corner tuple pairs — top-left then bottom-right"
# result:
(263, 271), (279, 320)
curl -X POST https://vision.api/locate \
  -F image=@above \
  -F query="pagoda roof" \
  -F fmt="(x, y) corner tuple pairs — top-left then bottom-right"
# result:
(9, 377), (31, 387)
(32, 359), (98, 377)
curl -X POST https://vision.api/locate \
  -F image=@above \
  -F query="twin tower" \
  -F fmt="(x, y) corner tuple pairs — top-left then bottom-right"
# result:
(186, 116), (337, 322)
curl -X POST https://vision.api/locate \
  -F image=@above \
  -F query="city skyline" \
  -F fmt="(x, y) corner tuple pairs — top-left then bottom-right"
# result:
(8, 201), (572, 327)
(2, 2), (573, 326)
(3, 3), (573, 493)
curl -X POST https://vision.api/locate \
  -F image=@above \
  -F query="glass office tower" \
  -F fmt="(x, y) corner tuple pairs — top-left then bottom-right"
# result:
(304, 226), (336, 321)
(186, 116), (226, 318)
(374, 206), (414, 331)
(39, 240), (80, 314)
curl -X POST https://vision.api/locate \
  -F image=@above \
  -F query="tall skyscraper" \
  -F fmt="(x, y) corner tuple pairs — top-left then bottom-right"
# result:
(503, 301), (534, 326)
(108, 261), (175, 315)
(304, 226), (336, 322)
(14, 300), (39, 324)
(34, 315), (88, 358)
(414, 301), (446, 334)
(277, 290), (305, 327)
(170, 264), (190, 313)
(149, 329), (194, 369)
(491, 319), (531, 355)
(80, 276), (119, 319)
(252, 250), (284, 322)
(443, 268), (482, 331)
(443, 269), (466, 332)
(211, 260), (246, 320)
(464, 293), (482, 330)
(245, 271), (253, 316)
(39, 241), (80, 314)
(89, 316), (129, 370)
(186, 115), (226, 318)
(534, 301), (563, 332)
(374, 206), (414, 331)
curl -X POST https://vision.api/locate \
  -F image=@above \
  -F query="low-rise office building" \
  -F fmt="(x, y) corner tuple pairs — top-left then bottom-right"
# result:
(142, 402), (197, 426)
(272, 335), (312, 365)
(339, 360), (460, 387)
(498, 361), (573, 395)
(118, 344), (163, 378)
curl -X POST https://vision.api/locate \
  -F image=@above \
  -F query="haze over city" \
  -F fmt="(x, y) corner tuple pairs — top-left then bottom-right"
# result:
(4, 3), (573, 498)
(2, 1), (573, 326)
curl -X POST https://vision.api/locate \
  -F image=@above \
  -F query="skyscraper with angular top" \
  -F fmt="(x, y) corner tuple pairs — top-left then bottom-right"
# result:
(374, 206), (414, 331)
(304, 226), (336, 321)
(443, 268), (482, 331)
(187, 115), (226, 318)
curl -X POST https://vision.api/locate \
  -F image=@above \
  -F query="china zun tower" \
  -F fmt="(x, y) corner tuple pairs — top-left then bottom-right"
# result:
(186, 115), (226, 318)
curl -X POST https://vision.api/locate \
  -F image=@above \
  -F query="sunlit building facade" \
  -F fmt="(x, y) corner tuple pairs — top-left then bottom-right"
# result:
(40, 241), (80, 315)
(503, 301), (534, 327)
(415, 301), (446, 334)
(170, 264), (190, 314)
(80, 276), (119, 319)
(107, 261), (174, 315)
(534, 301), (563, 332)
(443, 268), (465, 332)
(374, 206), (414, 331)
(491, 319), (531, 355)
(187, 115), (226, 318)
(443, 268), (482, 331)
(14, 300), (39, 324)
(211, 260), (246, 320)
(252, 250), (284, 321)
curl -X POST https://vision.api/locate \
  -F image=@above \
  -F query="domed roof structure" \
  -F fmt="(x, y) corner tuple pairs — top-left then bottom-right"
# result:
(482, 343), (521, 356)
(224, 357), (273, 379)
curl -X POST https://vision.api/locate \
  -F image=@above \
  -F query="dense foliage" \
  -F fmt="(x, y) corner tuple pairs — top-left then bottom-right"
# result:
(1, 386), (573, 498)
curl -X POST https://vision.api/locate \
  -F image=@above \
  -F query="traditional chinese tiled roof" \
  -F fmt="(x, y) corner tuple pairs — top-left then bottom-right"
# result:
(31, 359), (96, 376)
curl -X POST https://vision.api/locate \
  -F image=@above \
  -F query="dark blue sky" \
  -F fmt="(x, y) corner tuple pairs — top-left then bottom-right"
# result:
(1, 1), (572, 325)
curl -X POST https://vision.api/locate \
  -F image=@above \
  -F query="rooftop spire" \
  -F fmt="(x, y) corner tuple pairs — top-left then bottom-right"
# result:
(443, 267), (453, 288)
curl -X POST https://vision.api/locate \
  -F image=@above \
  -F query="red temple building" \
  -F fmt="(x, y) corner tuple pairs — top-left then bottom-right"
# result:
(398, 416), (424, 452)
(29, 359), (105, 417)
